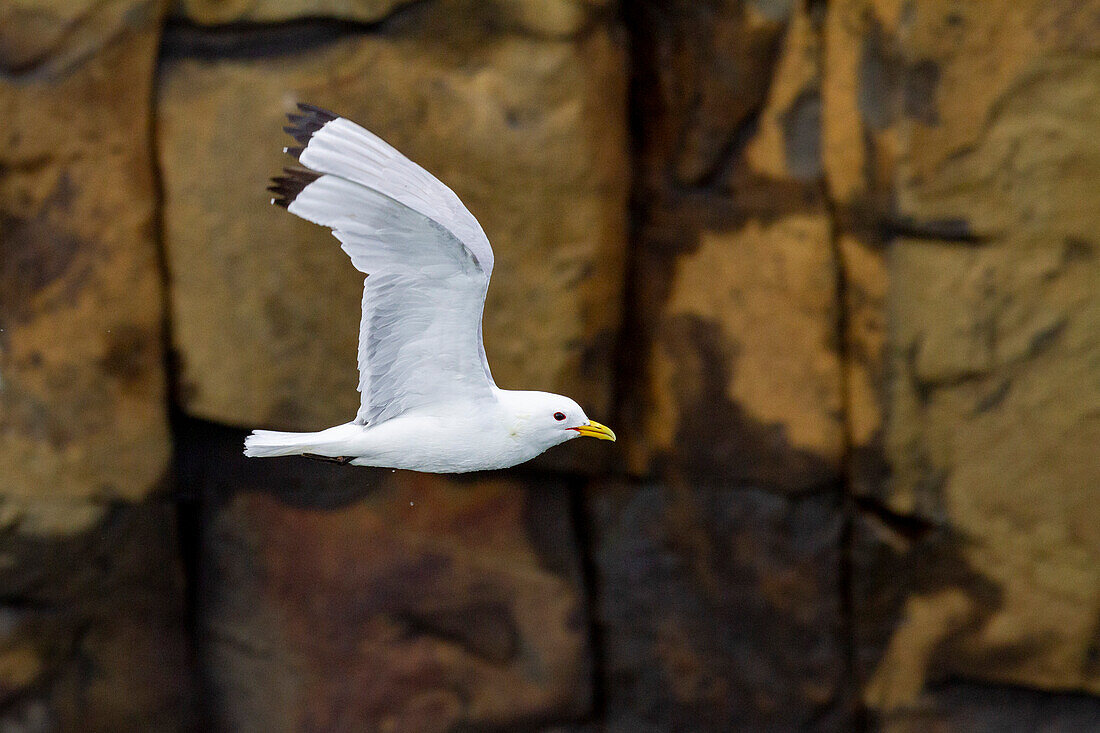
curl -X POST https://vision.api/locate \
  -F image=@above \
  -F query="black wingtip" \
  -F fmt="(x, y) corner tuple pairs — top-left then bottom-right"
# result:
(270, 104), (336, 202)
(281, 103), (338, 147)
(296, 102), (337, 117)
(267, 167), (321, 208)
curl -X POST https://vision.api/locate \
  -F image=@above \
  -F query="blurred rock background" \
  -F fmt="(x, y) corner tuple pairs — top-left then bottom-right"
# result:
(1, 0), (1098, 730)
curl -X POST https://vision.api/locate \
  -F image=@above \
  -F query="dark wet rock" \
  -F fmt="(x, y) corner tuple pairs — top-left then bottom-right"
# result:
(180, 418), (592, 731)
(0, 502), (192, 732)
(588, 481), (851, 731)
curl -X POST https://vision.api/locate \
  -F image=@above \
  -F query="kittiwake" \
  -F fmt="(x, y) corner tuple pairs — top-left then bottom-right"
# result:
(243, 104), (616, 472)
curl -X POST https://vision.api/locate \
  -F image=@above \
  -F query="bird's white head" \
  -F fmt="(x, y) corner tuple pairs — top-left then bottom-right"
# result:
(498, 390), (616, 454)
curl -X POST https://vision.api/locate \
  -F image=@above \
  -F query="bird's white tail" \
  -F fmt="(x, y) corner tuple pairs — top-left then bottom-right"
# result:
(243, 429), (318, 458)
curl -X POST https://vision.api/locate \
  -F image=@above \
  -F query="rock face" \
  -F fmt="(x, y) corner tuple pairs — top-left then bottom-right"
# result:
(175, 0), (419, 25)
(0, 503), (192, 732)
(157, 10), (629, 473)
(590, 482), (850, 731)
(821, 0), (904, 217)
(592, 5), (852, 731)
(3, 0), (1099, 729)
(825, 0), (1100, 715)
(174, 0), (612, 37)
(179, 420), (590, 732)
(821, 0), (901, 497)
(0, 2), (192, 729)
(0, 0), (170, 508)
(623, 0), (845, 492)
(643, 215), (843, 490)
(876, 682), (1100, 732)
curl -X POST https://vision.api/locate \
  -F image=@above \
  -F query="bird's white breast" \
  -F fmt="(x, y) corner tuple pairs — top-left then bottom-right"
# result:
(345, 401), (538, 473)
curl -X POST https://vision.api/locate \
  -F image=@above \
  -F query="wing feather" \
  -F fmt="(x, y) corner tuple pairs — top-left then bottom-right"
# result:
(273, 104), (497, 425)
(286, 104), (494, 275)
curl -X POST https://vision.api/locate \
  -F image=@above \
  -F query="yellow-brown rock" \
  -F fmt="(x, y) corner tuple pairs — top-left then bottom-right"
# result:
(174, 0), (611, 38)
(0, 5), (192, 729)
(898, 2), (1100, 236)
(851, 0), (1100, 710)
(157, 17), (629, 467)
(624, 1), (844, 491)
(643, 215), (844, 491)
(175, 0), (416, 25)
(821, 0), (904, 214)
(0, 2), (170, 505)
(869, 234), (1100, 698)
(838, 231), (889, 496)
(0, 0), (164, 73)
(821, 0), (901, 494)
(744, 2), (822, 182)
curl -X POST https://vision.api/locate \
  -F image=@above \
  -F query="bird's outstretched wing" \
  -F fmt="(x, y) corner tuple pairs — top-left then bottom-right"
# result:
(269, 103), (497, 425)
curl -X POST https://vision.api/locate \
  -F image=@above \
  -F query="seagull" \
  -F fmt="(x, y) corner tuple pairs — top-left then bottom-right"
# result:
(243, 104), (616, 473)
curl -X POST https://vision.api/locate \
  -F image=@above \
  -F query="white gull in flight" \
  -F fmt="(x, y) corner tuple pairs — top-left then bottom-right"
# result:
(243, 104), (615, 472)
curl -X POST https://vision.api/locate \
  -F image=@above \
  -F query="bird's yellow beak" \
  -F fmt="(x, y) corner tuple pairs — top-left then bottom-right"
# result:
(570, 420), (616, 442)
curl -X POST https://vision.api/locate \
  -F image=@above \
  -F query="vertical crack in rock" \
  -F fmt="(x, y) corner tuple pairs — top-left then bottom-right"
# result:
(152, 33), (207, 725)
(568, 476), (606, 724)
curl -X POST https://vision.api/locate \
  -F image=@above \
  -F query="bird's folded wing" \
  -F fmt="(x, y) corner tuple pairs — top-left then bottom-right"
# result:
(270, 104), (497, 425)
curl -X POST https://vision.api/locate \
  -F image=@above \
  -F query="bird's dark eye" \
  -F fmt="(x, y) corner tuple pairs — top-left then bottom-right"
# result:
(553, 412), (566, 421)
